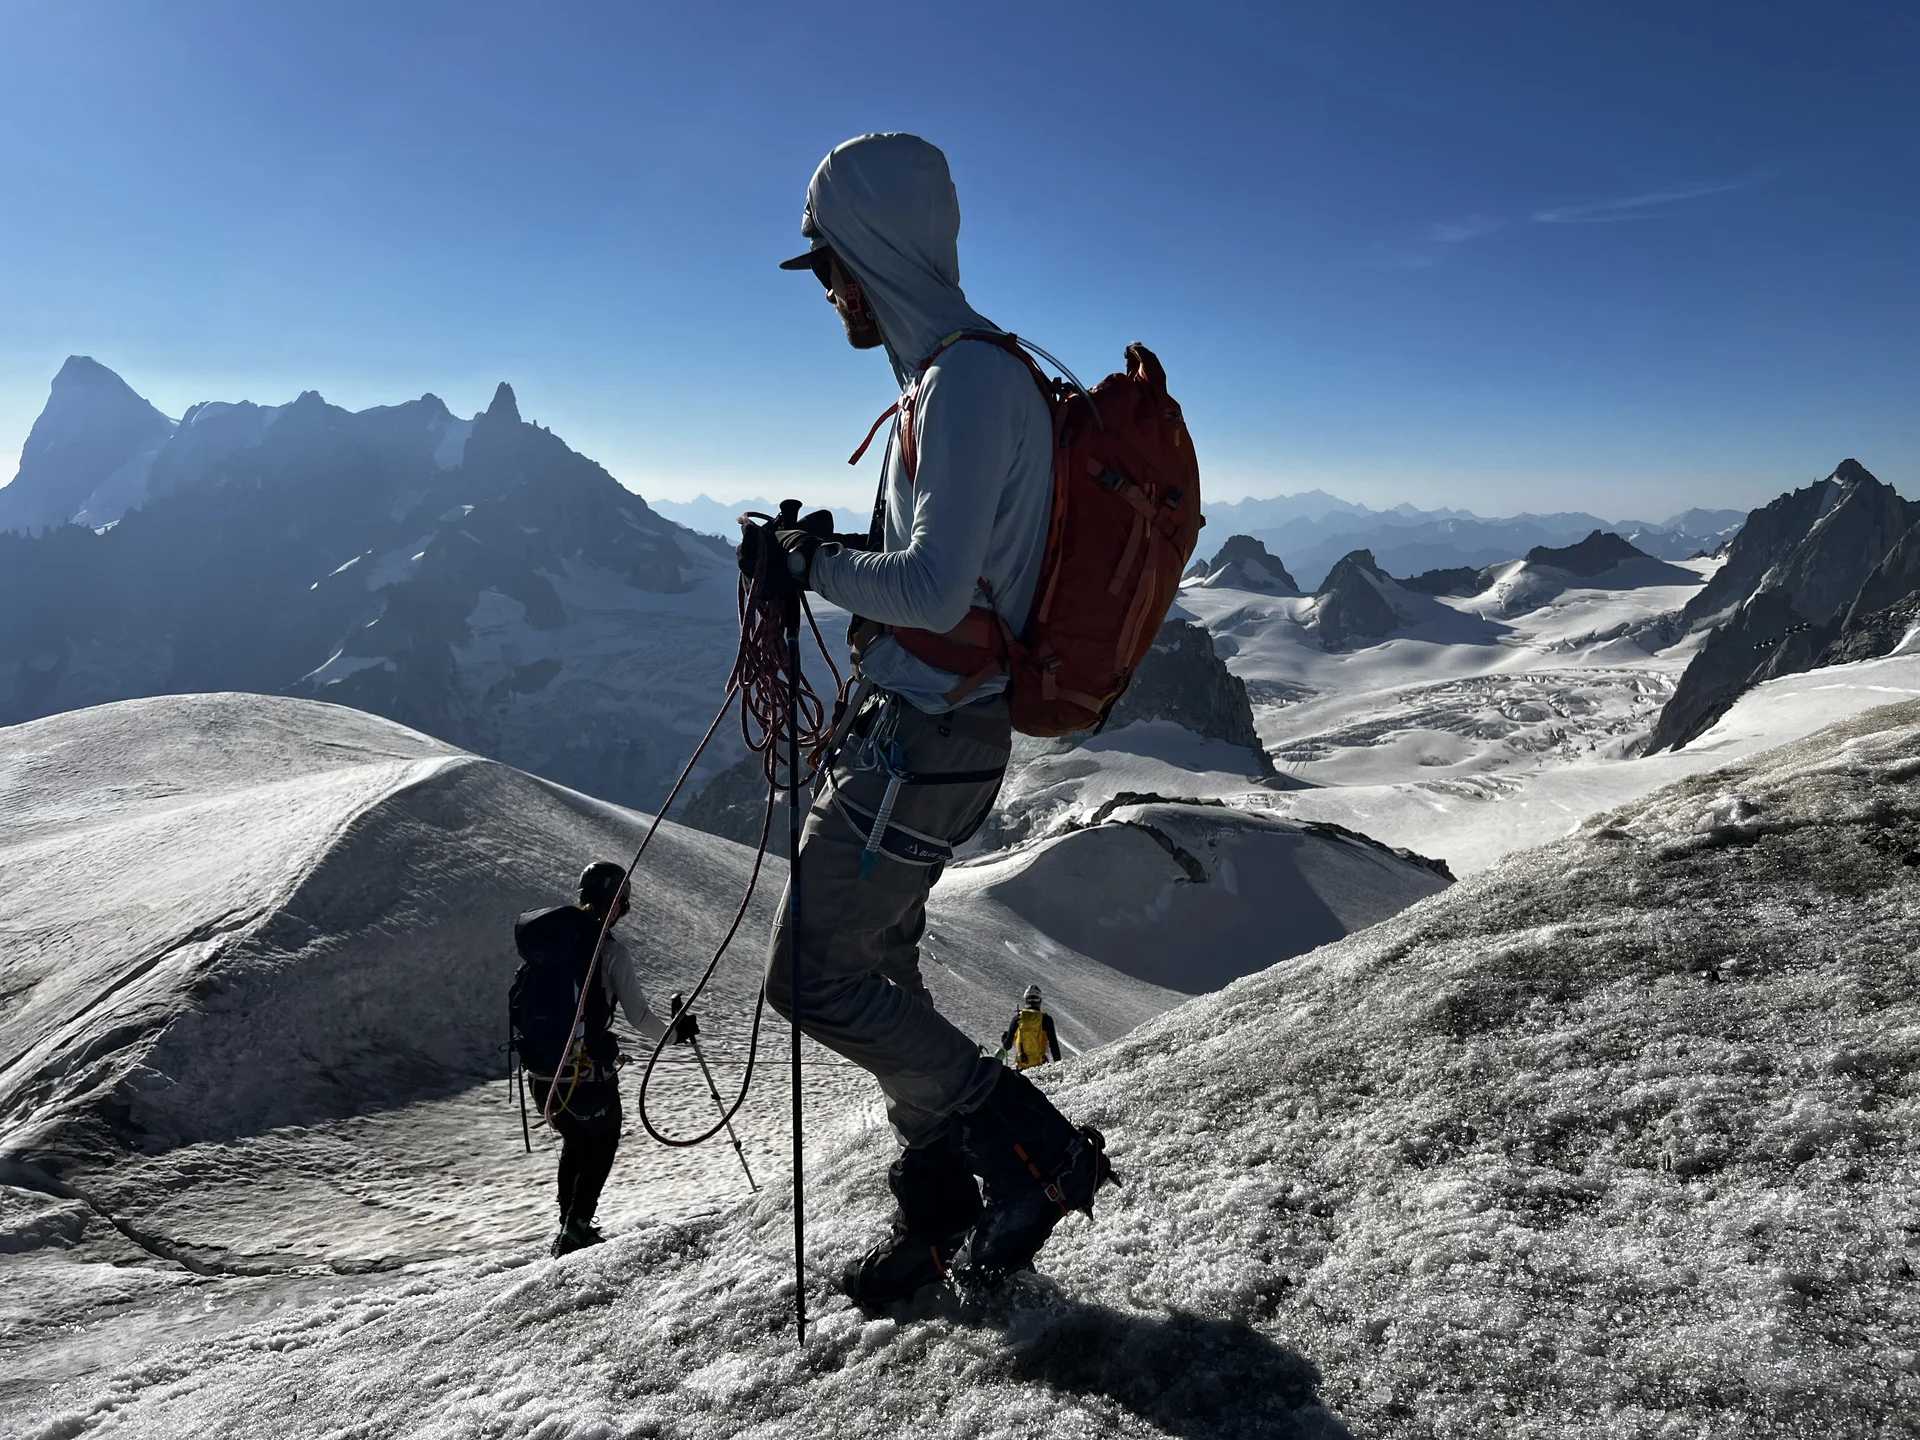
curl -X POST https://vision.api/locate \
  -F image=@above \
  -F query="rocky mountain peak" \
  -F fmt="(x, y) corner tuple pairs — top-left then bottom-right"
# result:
(51, 354), (135, 396)
(486, 382), (520, 424)
(1315, 548), (1389, 596)
(1104, 618), (1275, 770)
(1194, 533), (1298, 592)
(1310, 549), (1407, 649)
(0, 357), (176, 535)
(1524, 529), (1649, 576)
(1652, 458), (1920, 751)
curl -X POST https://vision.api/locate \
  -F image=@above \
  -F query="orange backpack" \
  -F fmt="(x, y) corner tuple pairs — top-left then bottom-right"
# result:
(855, 333), (1203, 737)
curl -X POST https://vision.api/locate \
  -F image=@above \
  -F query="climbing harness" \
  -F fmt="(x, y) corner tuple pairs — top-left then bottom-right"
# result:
(850, 696), (908, 877)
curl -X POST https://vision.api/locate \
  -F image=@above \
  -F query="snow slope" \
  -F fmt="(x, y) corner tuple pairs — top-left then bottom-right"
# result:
(0, 689), (1450, 1418)
(936, 802), (1448, 997)
(21, 700), (1918, 1438)
(0, 694), (851, 1258)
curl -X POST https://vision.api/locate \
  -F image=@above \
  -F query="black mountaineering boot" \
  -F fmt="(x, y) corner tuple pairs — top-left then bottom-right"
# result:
(953, 1068), (1117, 1287)
(841, 1122), (984, 1311)
(550, 1217), (605, 1258)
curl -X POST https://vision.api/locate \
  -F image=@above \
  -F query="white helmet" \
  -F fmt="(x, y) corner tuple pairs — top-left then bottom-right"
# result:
(1023, 985), (1042, 1007)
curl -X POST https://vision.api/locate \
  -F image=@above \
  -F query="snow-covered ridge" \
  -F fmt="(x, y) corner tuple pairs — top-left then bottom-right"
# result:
(18, 698), (1916, 1437)
(1, 692), (1413, 1257)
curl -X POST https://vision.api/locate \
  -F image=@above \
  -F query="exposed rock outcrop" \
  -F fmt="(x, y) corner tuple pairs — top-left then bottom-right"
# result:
(1189, 534), (1298, 592)
(1818, 592), (1920, 666)
(1308, 549), (1409, 649)
(1524, 529), (1649, 575)
(1651, 460), (1920, 751)
(1817, 514), (1920, 665)
(1400, 564), (1487, 597)
(676, 760), (810, 856)
(1104, 618), (1274, 770)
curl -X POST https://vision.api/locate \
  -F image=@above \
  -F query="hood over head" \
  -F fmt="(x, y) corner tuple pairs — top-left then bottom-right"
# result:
(794, 133), (998, 387)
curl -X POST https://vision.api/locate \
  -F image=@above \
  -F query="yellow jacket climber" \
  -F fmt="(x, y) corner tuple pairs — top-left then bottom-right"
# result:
(1002, 985), (1061, 1070)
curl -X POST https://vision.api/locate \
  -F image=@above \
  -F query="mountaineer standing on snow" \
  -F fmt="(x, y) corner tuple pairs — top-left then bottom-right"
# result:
(749, 132), (1113, 1310)
(510, 861), (695, 1257)
(1003, 985), (1061, 1070)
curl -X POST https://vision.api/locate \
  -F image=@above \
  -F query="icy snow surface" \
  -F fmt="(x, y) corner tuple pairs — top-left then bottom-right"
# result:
(11, 691), (1411, 1421)
(12, 696), (1919, 1437)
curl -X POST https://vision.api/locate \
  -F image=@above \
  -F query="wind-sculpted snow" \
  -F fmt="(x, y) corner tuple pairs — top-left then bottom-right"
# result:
(19, 702), (1918, 1438)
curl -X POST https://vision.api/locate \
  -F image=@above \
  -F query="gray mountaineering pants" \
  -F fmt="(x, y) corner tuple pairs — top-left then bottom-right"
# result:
(764, 688), (1010, 1146)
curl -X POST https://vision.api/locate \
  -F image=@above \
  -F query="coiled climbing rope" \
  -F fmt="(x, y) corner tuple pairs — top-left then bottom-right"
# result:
(539, 510), (842, 1152)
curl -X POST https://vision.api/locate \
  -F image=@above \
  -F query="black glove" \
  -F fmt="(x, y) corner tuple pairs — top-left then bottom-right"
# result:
(737, 504), (835, 591)
(736, 518), (774, 583)
(776, 506), (835, 589)
(667, 992), (699, 1046)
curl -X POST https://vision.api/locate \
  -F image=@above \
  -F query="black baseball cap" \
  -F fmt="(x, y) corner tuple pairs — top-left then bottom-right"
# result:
(777, 244), (829, 272)
(778, 216), (831, 276)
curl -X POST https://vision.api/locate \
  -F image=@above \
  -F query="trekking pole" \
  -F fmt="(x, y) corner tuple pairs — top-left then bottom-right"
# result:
(517, 1065), (531, 1153)
(785, 607), (808, 1340)
(782, 501), (808, 1344)
(689, 1035), (758, 1192)
(510, 1025), (531, 1153)
(671, 989), (758, 1192)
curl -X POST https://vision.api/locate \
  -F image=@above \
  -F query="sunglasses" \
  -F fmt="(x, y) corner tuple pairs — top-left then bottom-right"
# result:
(808, 250), (835, 290)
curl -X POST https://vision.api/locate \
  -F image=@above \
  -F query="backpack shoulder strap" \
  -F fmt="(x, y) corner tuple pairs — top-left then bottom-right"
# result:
(897, 332), (1056, 484)
(843, 331), (1061, 541)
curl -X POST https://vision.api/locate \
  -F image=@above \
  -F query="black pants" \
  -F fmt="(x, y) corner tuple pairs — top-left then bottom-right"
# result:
(529, 1075), (622, 1226)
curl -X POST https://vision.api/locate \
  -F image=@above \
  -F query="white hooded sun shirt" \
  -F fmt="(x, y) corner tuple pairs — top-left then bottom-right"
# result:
(799, 133), (1054, 713)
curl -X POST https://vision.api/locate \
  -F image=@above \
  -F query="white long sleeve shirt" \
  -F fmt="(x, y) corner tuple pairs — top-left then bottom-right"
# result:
(599, 934), (669, 1046)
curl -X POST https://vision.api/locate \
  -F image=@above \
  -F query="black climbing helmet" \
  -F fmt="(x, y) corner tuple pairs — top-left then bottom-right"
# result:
(578, 861), (628, 911)
(1023, 985), (1042, 1008)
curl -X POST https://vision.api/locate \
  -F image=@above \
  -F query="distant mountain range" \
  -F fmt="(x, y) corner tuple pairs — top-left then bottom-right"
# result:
(8, 357), (1909, 814)
(1201, 494), (1746, 589)
(647, 494), (856, 540)
(1182, 457), (1920, 749)
(0, 357), (741, 809)
(650, 485), (1745, 591)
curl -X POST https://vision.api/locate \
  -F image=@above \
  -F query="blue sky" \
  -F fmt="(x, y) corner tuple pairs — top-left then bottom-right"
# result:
(2, 1), (1915, 519)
